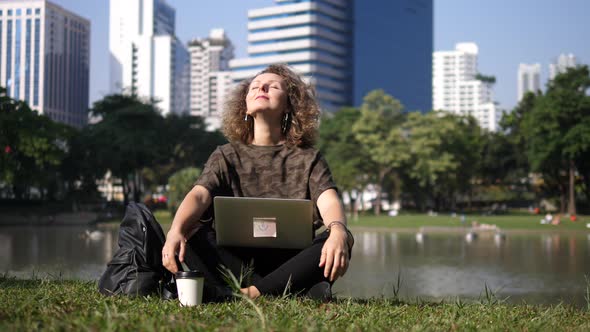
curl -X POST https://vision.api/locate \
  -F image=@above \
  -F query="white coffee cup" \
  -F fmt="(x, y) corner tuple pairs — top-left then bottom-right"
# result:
(175, 270), (204, 306)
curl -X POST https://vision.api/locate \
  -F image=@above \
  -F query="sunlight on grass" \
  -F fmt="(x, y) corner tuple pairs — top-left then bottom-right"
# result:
(1, 277), (589, 331)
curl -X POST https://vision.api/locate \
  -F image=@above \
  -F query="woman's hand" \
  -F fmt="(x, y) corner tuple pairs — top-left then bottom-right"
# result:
(162, 185), (211, 273)
(316, 189), (350, 282)
(319, 227), (350, 282)
(162, 229), (187, 274)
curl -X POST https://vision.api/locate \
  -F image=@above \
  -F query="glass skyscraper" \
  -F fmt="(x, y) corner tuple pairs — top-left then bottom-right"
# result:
(0, 1), (90, 128)
(354, 0), (433, 112)
(230, 0), (354, 112)
(231, 0), (433, 113)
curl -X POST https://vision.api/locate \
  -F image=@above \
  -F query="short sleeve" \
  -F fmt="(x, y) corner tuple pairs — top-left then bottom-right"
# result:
(309, 152), (338, 204)
(194, 147), (227, 197)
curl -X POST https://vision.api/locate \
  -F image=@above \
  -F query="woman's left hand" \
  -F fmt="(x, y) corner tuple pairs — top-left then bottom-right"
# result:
(319, 227), (350, 282)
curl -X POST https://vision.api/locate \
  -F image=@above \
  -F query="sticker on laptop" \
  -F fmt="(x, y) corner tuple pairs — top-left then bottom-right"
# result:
(253, 217), (277, 238)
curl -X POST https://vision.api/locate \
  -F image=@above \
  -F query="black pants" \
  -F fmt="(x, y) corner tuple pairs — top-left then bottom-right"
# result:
(182, 223), (333, 302)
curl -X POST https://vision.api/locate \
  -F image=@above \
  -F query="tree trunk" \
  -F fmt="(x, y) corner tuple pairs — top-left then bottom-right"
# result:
(583, 173), (590, 208)
(122, 180), (129, 207)
(433, 193), (441, 212)
(568, 159), (577, 216)
(13, 185), (24, 200)
(467, 186), (473, 211)
(374, 170), (387, 215)
(559, 183), (567, 214)
(391, 172), (401, 203)
(374, 182), (382, 216)
(133, 171), (141, 203)
(350, 190), (359, 221)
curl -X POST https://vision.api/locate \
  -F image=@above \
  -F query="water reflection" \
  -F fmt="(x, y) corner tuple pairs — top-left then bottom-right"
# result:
(333, 230), (590, 306)
(0, 226), (589, 306)
(0, 225), (119, 280)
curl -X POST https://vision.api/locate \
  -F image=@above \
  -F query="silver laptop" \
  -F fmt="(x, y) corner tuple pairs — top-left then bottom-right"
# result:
(214, 196), (313, 249)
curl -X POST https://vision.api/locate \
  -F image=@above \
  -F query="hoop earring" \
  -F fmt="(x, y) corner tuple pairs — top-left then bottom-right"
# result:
(281, 112), (291, 134)
(244, 114), (248, 122)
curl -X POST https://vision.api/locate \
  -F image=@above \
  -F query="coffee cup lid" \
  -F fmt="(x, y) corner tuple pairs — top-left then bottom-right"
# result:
(175, 270), (204, 278)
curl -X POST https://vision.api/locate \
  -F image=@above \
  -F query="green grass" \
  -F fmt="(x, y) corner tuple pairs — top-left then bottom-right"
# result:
(1, 276), (589, 331)
(154, 209), (174, 224)
(151, 209), (590, 231)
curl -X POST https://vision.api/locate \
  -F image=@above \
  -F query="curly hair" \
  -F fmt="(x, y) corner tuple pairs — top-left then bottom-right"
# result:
(222, 64), (321, 148)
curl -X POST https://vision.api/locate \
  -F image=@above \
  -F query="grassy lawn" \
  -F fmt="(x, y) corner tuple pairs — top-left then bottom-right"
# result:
(152, 210), (590, 231)
(1, 277), (589, 331)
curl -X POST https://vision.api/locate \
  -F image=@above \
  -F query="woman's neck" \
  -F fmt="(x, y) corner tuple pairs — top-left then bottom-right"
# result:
(252, 118), (284, 146)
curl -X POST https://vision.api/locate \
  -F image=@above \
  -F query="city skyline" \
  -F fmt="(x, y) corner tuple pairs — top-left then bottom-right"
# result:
(49, 0), (589, 111)
(0, 0), (90, 128)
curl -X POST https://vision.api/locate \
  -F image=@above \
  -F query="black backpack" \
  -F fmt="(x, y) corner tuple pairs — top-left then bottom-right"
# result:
(98, 202), (175, 298)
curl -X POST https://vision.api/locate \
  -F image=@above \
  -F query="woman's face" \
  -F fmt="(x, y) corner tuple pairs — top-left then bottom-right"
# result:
(245, 73), (289, 118)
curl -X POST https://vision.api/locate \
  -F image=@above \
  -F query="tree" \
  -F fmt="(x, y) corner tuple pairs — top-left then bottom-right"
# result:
(402, 111), (482, 211)
(352, 90), (409, 215)
(167, 167), (202, 214)
(499, 92), (537, 179)
(475, 73), (496, 85)
(0, 87), (72, 199)
(83, 94), (225, 206)
(85, 94), (166, 205)
(141, 114), (225, 195)
(319, 107), (371, 218)
(522, 66), (590, 215)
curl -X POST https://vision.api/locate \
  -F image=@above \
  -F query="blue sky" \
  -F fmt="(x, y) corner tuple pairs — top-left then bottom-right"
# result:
(52, 0), (589, 111)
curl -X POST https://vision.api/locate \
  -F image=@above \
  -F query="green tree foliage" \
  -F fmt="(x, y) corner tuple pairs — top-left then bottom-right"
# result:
(352, 90), (409, 215)
(318, 68), (589, 215)
(522, 66), (590, 215)
(475, 73), (496, 85)
(500, 92), (536, 177)
(141, 114), (225, 195)
(80, 94), (225, 206)
(0, 87), (72, 199)
(319, 107), (370, 216)
(478, 132), (519, 185)
(87, 96), (165, 204)
(167, 167), (202, 214)
(403, 112), (482, 211)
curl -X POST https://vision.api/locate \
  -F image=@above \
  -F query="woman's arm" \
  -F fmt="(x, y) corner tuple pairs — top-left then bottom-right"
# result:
(162, 184), (211, 273)
(316, 188), (352, 282)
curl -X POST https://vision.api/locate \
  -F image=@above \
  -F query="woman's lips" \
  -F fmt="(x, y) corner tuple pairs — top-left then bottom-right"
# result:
(256, 96), (269, 100)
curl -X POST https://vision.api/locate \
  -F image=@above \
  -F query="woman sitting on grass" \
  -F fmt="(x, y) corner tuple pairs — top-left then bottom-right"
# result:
(161, 64), (353, 301)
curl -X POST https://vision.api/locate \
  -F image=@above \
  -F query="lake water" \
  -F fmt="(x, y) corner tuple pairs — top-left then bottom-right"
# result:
(1, 225), (589, 306)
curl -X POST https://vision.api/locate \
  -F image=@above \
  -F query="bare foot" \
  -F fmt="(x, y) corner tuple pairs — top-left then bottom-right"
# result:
(239, 286), (261, 299)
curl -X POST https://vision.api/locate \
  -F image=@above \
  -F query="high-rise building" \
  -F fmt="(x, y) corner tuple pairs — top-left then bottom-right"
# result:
(517, 63), (541, 102)
(109, 0), (189, 115)
(230, 0), (354, 112)
(0, 0), (90, 128)
(354, 0), (433, 112)
(433, 43), (502, 132)
(230, 0), (433, 113)
(188, 29), (234, 129)
(549, 53), (576, 80)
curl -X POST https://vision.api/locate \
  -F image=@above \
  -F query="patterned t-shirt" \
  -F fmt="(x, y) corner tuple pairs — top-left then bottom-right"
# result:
(195, 142), (338, 230)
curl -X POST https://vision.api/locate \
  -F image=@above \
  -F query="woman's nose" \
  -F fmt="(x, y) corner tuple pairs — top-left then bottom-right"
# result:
(261, 84), (269, 92)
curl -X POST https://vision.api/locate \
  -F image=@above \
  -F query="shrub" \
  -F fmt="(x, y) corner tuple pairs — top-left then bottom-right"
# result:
(167, 167), (201, 215)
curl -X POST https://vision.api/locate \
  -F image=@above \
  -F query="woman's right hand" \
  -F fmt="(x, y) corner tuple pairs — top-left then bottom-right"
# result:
(162, 229), (186, 273)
